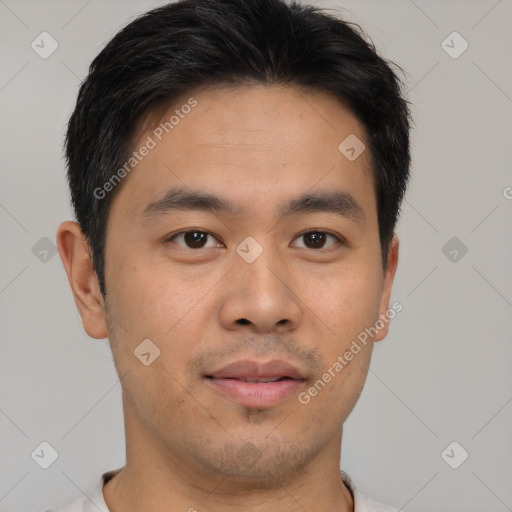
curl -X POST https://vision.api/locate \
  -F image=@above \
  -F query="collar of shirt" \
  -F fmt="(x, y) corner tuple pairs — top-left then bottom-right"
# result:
(47, 467), (398, 512)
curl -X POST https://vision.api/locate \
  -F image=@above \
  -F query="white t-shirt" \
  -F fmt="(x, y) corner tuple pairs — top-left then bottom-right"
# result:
(43, 468), (398, 512)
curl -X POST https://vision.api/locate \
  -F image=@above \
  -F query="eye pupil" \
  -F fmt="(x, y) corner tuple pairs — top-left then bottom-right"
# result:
(172, 230), (337, 251)
(185, 231), (207, 248)
(304, 232), (326, 249)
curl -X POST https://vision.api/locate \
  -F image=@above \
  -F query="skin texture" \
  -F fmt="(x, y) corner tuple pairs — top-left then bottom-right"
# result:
(57, 84), (399, 512)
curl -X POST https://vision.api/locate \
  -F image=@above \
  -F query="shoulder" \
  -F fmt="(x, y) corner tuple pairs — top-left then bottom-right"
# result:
(39, 496), (88, 512)
(342, 470), (399, 512)
(358, 494), (400, 512)
(39, 467), (121, 512)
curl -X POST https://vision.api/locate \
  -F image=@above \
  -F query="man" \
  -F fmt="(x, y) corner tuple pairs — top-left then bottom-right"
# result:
(52, 0), (411, 510)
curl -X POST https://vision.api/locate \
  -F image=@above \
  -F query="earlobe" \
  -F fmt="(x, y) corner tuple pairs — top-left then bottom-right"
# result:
(56, 221), (108, 339)
(373, 234), (399, 342)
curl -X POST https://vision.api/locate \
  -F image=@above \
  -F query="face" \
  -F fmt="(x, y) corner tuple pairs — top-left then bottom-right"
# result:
(64, 84), (398, 486)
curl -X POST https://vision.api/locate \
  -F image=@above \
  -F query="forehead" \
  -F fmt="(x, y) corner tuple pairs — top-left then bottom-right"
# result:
(111, 84), (376, 223)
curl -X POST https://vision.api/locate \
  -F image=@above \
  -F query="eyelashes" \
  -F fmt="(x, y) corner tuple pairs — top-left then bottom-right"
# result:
(166, 229), (345, 251)
(166, 230), (221, 250)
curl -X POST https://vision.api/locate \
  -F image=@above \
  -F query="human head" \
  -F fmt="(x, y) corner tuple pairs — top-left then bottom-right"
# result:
(64, 0), (411, 298)
(57, 0), (411, 502)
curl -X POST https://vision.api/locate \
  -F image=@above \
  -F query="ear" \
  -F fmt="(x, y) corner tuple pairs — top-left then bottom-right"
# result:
(373, 234), (399, 342)
(56, 221), (108, 339)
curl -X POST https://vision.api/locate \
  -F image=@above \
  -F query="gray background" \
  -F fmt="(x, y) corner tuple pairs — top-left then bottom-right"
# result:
(1, 0), (511, 511)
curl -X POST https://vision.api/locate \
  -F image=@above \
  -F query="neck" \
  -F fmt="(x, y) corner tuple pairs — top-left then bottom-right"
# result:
(103, 401), (354, 512)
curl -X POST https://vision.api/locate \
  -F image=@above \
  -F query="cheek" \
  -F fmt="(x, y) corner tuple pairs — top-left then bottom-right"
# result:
(106, 260), (204, 419)
(108, 253), (209, 338)
(307, 264), (381, 413)
(106, 255), (220, 394)
(297, 339), (373, 432)
(297, 264), (383, 345)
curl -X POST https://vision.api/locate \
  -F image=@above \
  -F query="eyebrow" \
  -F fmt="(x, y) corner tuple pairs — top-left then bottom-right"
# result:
(141, 186), (365, 224)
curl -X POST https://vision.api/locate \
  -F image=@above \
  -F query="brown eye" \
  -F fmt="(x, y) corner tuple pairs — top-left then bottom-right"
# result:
(168, 231), (219, 249)
(293, 231), (341, 250)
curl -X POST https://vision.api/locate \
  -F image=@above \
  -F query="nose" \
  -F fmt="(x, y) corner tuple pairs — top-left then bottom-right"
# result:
(218, 241), (303, 334)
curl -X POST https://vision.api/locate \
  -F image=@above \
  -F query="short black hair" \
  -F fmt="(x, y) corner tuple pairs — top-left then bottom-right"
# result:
(65, 0), (411, 297)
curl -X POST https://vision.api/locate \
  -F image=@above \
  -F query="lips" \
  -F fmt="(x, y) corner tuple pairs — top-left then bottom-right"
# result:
(204, 359), (307, 408)
(232, 377), (287, 383)
(206, 359), (305, 380)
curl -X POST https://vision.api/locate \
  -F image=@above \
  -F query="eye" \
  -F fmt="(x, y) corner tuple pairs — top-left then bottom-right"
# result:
(165, 229), (344, 251)
(167, 230), (222, 249)
(292, 230), (343, 250)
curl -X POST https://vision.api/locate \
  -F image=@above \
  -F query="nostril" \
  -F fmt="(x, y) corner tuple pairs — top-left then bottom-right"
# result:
(237, 318), (250, 325)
